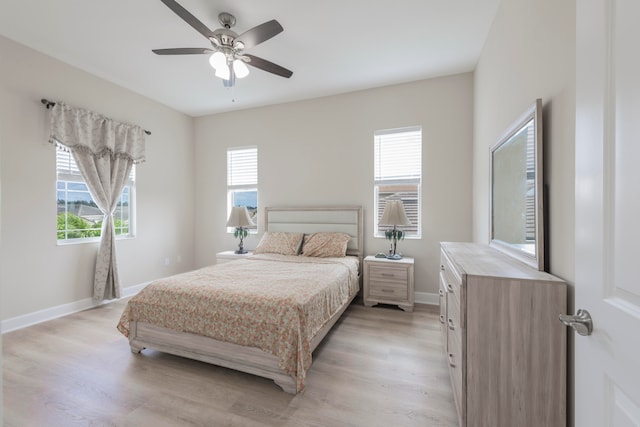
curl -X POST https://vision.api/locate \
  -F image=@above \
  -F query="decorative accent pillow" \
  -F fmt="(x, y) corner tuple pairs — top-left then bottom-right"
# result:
(253, 232), (305, 255)
(301, 232), (351, 258)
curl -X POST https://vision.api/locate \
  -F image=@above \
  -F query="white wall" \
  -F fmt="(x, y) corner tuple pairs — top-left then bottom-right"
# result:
(473, 0), (576, 425)
(0, 36), (196, 321)
(194, 74), (474, 297)
(473, 0), (576, 284)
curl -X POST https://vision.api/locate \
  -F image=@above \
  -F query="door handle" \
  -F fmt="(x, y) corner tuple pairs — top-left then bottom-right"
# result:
(559, 309), (593, 336)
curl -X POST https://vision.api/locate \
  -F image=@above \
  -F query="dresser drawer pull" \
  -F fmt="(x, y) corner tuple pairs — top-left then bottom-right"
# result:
(381, 289), (394, 293)
(448, 353), (456, 368)
(439, 315), (445, 324)
(438, 289), (444, 297)
(381, 273), (396, 278)
(447, 318), (455, 330)
(446, 283), (454, 292)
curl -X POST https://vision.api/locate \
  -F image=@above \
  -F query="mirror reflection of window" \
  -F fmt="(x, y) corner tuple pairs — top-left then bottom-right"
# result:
(492, 119), (535, 252)
(490, 99), (544, 271)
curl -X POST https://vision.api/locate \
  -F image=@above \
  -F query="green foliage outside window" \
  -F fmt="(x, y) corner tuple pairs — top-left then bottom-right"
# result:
(57, 213), (128, 240)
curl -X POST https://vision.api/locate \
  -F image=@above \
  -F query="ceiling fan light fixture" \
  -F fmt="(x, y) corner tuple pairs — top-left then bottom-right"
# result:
(154, 4), (293, 86)
(209, 51), (227, 69)
(233, 59), (250, 78)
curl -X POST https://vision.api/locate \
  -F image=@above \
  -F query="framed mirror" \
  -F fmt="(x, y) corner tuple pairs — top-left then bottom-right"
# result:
(490, 99), (544, 271)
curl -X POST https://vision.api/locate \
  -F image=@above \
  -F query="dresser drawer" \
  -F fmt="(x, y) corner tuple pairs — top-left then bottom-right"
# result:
(447, 296), (463, 351)
(368, 265), (408, 283)
(368, 280), (408, 301)
(441, 251), (462, 304)
(439, 276), (448, 345)
(447, 328), (464, 421)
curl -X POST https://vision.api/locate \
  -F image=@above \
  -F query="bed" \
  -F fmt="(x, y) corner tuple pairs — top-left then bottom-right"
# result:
(117, 206), (363, 394)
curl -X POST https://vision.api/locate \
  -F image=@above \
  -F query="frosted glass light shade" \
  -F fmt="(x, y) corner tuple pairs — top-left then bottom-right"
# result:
(209, 51), (226, 69)
(215, 64), (230, 80)
(233, 59), (249, 78)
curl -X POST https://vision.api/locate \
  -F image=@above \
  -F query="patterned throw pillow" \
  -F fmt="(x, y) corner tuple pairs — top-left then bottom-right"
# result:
(301, 232), (351, 257)
(253, 232), (305, 255)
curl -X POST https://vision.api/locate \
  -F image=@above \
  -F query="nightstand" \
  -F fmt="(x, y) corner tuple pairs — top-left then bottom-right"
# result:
(216, 250), (254, 264)
(363, 255), (415, 312)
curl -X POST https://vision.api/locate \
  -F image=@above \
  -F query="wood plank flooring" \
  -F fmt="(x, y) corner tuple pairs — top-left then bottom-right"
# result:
(2, 299), (457, 427)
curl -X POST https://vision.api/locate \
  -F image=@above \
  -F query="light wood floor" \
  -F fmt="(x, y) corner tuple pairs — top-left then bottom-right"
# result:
(3, 299), (457, 427)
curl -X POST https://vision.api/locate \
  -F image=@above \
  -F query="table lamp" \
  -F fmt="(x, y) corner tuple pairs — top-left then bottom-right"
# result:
(226, 206), (255, 254)
(379, 200), (412, 260)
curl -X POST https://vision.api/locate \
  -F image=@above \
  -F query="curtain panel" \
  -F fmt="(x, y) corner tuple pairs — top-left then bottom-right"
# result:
(49, 102), (146, 301)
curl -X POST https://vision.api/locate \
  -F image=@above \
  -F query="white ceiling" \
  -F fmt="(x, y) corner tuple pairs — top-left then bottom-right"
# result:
(0, 0), (500, 117)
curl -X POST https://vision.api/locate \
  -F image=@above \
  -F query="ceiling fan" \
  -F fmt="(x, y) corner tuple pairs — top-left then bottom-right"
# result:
(153, 0), (293, 87)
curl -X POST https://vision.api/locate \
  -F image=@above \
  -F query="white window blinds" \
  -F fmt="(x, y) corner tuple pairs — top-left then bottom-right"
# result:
(374, 127), (422, 183)
(227, 147), (257, 189)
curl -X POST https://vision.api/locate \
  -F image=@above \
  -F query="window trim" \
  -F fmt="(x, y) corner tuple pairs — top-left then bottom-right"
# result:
(56, 149), (136, 245)
(373, 126), (422, 239)
(227, 146), (258, 233)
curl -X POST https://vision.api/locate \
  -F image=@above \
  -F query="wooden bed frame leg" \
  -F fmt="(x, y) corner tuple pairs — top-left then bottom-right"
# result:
(274, 378), (298, 395)
(130, 343), (144, 354)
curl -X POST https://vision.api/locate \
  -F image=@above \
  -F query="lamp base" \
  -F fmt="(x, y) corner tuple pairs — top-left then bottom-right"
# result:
(386, 254), (403, 260)
(234, 249), (248, 254)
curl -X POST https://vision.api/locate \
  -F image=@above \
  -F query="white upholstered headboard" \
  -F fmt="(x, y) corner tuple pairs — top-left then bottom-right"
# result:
(264, 206), (364, 260)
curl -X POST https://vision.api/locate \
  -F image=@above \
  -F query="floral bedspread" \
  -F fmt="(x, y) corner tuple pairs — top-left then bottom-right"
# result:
(117, 254), (359, 391)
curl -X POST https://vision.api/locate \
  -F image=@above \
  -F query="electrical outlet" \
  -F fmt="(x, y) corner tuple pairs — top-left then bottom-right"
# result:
(164, 257), (171, 266)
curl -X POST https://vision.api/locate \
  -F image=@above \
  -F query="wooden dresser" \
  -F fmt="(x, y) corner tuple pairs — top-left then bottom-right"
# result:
(440, 242), (566, 427)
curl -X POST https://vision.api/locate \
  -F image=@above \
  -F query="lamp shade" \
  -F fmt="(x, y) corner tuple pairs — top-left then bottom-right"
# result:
(226, 206), (255, 228)
(380, 200), (412, 226)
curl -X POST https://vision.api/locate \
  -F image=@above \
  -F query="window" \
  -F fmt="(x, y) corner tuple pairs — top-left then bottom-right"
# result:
(56, 149), (135, 242)
(374, 126), (422, 238)
(227, 146), (258, 231)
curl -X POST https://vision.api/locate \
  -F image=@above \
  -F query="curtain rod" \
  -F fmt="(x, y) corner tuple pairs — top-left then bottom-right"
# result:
(41, 99), (152, 136)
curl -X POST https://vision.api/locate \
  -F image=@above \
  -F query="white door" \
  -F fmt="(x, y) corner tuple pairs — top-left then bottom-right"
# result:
(574, 0), (640, 425)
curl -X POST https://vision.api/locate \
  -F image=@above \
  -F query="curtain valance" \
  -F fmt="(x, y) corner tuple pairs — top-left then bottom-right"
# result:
(49, 102), (146, 164)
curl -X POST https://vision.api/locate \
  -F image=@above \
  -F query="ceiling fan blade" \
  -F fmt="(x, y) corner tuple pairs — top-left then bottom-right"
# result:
(160, 0), (216, 40)
(153, 48), (214, 55)
(244, 54), (293, 78)
(235, 20), (283, 49)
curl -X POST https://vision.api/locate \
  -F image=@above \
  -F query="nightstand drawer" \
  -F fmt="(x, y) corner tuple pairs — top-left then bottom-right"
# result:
(368, 265), (408, 282)
(368, 280), (409, 301)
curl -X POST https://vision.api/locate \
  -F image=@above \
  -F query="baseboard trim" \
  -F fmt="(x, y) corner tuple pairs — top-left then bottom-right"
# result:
(1, 282), (149, 334)
(415, 291), (439, 306)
